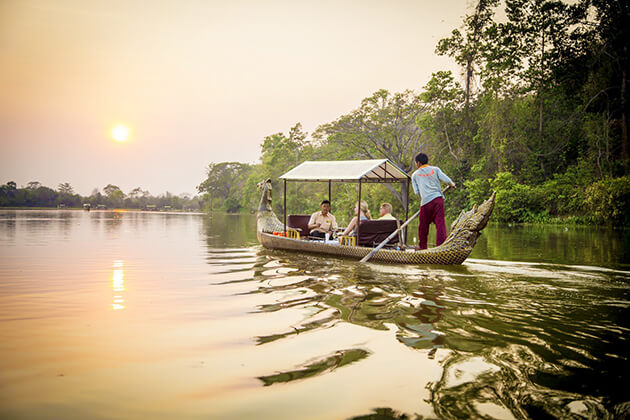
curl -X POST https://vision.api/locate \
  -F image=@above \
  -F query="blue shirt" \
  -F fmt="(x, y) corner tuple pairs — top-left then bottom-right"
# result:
(411, 165), (453, 206)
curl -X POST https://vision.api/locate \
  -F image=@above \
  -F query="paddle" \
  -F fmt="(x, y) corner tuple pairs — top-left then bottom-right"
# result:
(360, 185), (452, 264)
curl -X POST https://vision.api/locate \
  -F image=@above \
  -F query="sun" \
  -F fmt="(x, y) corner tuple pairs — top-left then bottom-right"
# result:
(111, 124), (130, 142)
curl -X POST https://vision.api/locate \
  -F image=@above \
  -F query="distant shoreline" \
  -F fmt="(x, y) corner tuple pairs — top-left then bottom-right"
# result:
(0, 207), (205, 215)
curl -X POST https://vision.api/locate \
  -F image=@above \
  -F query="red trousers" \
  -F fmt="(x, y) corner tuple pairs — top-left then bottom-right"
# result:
(418, 197), (446, 250)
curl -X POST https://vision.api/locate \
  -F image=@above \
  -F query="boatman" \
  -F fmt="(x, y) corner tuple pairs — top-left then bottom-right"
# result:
(308, 200), (338, 238)
(412, 153), (456, 249)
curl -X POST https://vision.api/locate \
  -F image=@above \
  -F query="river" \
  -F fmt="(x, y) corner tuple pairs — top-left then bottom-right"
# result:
(0, 210), (628, 419)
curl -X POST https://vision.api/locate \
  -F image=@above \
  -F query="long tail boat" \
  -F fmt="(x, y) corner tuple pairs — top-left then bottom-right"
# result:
(257, 159), (495, 265)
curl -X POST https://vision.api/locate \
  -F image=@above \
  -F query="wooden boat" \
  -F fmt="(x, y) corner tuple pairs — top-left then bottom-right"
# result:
(257, 160), (495, 265)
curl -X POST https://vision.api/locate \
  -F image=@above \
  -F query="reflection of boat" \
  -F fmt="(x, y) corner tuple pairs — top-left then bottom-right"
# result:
(258, 348), (369, 386)
(256, 159), (495, 265)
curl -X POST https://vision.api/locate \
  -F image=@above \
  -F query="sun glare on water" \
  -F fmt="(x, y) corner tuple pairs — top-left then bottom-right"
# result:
(111, 124), (130, 142)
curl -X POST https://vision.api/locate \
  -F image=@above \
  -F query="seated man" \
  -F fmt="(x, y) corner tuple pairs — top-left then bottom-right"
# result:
(377, 202), (396, 220)
(308, 200), (338, 238)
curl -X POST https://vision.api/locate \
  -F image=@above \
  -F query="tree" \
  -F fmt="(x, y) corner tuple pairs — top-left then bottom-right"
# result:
(0, 181), (18, 206)
(26, 181), (41, 189)
(584, 0), (630, 161)
(24, 186), (57, 207)
(260, 123), (313, 177)
(197, 162), (253, 212)
(57, 183), (74, 195)
(251, 123), (321, 214)
(103, 184), (124, 208)
(419, 71), (467, 168)
(436, 0), (499, 109)
(128, 187), (143, 199)
(315, 90), (424, 174)
(313, 90), (426, 207)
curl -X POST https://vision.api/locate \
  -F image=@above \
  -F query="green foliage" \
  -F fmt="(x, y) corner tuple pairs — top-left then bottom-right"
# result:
(103, 184), (124, 208)
(488, 173), (534, 222)
(314, 89), (423, 175)
(464, 177), (491, 209)
(197, 162), (254, 212)
(584, 176), (630, 225)
(535, 161), (594, 215)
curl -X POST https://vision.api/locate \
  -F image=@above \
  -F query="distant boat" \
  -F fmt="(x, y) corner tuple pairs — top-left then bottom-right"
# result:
(83, 203), (91, 211)
(256, 159), (495, 265)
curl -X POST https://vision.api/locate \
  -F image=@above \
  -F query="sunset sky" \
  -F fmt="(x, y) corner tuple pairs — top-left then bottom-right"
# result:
(1, 0), (467, 196)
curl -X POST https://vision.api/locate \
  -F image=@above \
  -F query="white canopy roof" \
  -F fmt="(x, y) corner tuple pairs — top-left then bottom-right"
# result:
(279, 159), (409, 182)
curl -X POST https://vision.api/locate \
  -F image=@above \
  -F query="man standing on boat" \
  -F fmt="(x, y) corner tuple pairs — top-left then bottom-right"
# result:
(412, 153), (456, 249)
(308, 200), (338, 238)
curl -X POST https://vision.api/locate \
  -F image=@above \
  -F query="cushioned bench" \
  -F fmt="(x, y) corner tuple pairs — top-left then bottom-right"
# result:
(357, 219), (399, 247)
(288, 215), (399, 246)
(287, 214), (311, 237)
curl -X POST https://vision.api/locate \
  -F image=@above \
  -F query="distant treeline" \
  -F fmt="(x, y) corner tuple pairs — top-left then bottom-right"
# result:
(197, 0), (629, 226)
(0, 181), (201, 211)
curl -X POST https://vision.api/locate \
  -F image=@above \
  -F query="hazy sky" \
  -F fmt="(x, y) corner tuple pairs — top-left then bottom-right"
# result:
(1, 0), (468, 196)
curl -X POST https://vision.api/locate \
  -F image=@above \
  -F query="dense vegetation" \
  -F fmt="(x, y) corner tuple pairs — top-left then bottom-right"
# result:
(0, 181), (201, 211)
(198, 0), (629, 226)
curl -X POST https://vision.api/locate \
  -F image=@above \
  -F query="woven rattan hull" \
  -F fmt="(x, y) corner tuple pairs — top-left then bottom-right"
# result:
(258, 231), (473, 265)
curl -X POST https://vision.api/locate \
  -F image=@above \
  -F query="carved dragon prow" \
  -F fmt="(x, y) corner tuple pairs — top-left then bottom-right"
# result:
(256, 179), (286, 233)
(436, 191), (496, 252)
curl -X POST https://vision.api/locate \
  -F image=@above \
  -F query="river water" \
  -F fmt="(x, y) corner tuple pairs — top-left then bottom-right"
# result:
(1, 210), (628, 419)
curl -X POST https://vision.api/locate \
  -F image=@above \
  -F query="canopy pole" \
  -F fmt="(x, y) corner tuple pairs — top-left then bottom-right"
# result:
(403, 179), (409, 245)
(328, 180), (331, 204)
(356, 179), (362, 243)
(283, 179), (287, 235)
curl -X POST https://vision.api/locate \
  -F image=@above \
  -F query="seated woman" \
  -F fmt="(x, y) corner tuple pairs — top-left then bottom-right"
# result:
(341, 200), (371, 236)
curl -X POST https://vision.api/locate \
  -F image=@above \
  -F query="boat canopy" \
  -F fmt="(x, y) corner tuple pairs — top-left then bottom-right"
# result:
(279, 159), (409, 183)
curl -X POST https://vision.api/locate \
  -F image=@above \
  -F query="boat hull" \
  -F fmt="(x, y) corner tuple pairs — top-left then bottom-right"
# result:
(258, 231), (473, 265)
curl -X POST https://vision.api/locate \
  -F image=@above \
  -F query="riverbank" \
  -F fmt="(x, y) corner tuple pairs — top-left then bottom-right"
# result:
(0, 207), (204, 215)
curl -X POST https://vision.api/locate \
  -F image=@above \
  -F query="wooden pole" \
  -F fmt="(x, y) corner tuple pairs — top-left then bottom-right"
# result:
(404, 179), (410, 245)
(283, 179), (287, 235)
(328, 180), (331, 204)
(356, 179), (362, 243)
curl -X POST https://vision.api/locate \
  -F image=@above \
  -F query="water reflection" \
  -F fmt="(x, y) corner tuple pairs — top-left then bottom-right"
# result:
(104, 210), (124, 234)
(111, 260), (125, 310)
(349, 408), (415, 420)
(396, 289), (446, 358)
(2, 210), (628, 420)
(202, 213), (258, 248)
(471, 224), (630, 269)
(250, 256), (454, 356)
(245, 249), (630, 418)
(429, 348), (613, 419)
(258, 348), (370, 386)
